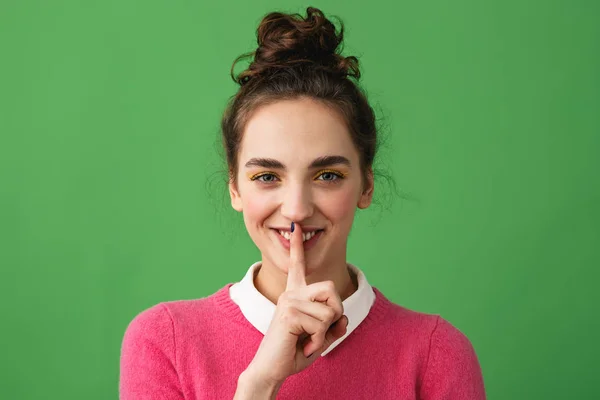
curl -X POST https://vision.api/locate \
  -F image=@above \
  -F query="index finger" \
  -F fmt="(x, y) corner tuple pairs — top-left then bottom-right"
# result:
(286, 221), (307, 291)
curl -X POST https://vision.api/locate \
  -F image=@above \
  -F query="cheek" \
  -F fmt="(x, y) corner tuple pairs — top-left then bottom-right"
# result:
(318, 186), (358, 226)
(241, 187), (277, 225)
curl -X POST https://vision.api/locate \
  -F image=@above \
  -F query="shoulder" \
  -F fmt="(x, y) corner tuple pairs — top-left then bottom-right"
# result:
(422, 315), (482, 378)
(119, 297), (217, 398)
(377, 289), (480, 362)
(120, 295), (219, 375)
(125, 302), (171, 332)
(371, 287), (441, 341)
(121, 303), (176, 357)
(420, 315), (486, 398)
(122, 289), (223, 346)
(372, 287), (474, 347)
(371, 288), (486, 398)
(126, 298), (214, 332)
(427, 316), (478, 358)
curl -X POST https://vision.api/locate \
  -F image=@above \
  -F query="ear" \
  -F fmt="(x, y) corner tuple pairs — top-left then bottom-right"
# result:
(357, 167), (374, 209)
(228, 177), (243, 212)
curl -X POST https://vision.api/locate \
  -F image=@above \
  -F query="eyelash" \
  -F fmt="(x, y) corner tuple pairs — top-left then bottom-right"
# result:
(249, 170), (346, 184)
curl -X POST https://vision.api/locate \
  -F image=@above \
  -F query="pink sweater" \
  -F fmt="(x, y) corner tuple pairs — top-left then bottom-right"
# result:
(119, 283), (486, 399)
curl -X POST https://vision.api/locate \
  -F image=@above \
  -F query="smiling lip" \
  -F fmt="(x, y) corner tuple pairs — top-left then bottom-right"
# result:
(271, 226), (323, 233)
(271, 228), (323, 251)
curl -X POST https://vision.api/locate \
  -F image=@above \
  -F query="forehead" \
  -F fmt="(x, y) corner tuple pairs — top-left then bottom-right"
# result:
(239, 97), (358, 166)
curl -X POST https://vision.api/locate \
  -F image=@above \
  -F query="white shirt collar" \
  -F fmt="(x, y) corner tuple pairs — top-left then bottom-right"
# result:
(229, 261), (376, 356)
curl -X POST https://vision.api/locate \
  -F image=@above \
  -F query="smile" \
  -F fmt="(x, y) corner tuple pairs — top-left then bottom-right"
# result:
(271, 228), (324, 251)
(278, 230), (318, 242)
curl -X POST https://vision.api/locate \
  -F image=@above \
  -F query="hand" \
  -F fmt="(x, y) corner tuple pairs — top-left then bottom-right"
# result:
(245, 223), (349, 387)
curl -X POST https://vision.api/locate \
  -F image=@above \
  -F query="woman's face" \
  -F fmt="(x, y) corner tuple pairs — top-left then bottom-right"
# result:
(229, 97), (373, 274)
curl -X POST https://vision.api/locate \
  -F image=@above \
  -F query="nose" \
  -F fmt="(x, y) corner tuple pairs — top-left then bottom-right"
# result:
(280, 182), (314, 222)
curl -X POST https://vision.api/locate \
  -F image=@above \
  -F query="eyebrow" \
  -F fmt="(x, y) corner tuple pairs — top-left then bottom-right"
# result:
(244, 155), (351, 170)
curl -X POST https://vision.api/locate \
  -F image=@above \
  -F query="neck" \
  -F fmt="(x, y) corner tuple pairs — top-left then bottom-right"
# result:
(254, 258), (358, 305)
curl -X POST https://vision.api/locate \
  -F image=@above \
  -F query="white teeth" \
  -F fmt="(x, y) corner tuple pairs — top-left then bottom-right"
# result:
(278, 230), (318, 242)
(303, 231), (316, 242)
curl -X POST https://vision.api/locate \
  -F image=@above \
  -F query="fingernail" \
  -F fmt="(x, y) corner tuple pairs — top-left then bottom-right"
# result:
(291, 222), (295, 233)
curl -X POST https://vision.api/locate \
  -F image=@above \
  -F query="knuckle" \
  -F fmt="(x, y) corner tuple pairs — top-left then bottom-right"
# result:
(319, 322), (330, 336)
(279, 307), (299, 324)
(324, 307), (336, 322)
(321, 312), (332, 327)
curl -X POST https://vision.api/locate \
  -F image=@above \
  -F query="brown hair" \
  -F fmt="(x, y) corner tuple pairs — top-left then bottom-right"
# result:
(221, 6), (378, 188)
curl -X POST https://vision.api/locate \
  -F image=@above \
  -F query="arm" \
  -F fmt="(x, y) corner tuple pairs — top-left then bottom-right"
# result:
(420, 316), (486, 400)
(119, 304), (184, 400)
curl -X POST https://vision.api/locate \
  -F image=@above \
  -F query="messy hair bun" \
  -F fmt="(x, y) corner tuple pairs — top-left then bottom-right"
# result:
(232, 7), (360, 85)
(222, 6), (377, 190)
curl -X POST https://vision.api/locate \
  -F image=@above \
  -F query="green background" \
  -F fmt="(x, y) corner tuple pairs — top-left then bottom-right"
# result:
(1, 0), (598, 398)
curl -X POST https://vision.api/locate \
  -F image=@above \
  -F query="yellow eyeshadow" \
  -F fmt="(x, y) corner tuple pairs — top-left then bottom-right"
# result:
(247, 170), (347, 181)
(312, 169), (348, 180)
(248, 171), (279, 180)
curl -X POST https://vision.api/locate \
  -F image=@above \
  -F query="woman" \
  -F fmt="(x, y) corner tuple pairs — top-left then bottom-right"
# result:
(119, 7), (486, 400)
